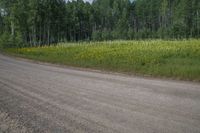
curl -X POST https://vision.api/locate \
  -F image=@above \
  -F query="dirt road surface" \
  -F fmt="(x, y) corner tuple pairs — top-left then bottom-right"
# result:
(0, 54), (200, 133)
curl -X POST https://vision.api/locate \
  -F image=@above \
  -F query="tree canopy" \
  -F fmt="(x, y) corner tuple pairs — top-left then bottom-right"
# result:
(0, 0), (199, 47)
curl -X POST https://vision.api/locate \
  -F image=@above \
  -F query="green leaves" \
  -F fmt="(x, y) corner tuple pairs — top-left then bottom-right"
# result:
(1, 0), (200, 47)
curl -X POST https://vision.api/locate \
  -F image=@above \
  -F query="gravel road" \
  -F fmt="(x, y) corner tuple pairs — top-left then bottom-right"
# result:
(0, 54), (200, 133)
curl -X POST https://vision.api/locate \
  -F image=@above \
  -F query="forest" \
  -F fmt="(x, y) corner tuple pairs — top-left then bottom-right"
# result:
(0, 0), (200, 47)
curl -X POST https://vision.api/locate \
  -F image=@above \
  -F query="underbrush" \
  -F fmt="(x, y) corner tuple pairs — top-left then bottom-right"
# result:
(6, 39), (200, 81)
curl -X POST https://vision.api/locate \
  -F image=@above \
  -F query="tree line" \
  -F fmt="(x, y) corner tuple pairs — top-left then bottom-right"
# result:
(0, 0), (200, 47)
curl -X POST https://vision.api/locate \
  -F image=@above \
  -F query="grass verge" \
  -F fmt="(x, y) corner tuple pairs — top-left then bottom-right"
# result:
(4, 40), (200, 81)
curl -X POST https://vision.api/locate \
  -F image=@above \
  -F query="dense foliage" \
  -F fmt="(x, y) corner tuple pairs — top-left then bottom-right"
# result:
(0, 0), (200, 47)
(6, 40), (200, 81)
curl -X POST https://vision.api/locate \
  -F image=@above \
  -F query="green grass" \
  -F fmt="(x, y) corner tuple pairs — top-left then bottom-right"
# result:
(5, 39), (200, 81)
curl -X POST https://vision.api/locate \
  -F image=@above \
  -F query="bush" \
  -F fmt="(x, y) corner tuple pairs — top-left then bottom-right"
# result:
(0, 32), (23, 49)
(101, 29), (113, 40)
(15, 32), (24, 48)
(170, 22), (187, 39)
(92, 30), (102, 41)
(135, 29), (152, 39)
(127, 28), (135, 40)
(0, 32), (13, 49)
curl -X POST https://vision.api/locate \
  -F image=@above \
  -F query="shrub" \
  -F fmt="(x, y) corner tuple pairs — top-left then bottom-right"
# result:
(92, 30), (102, 41)
(0, 32), (13, 49)
(0, 32), (23, 49)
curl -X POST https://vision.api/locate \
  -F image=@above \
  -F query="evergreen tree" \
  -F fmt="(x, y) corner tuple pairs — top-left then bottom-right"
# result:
(0, 0), (199, 47)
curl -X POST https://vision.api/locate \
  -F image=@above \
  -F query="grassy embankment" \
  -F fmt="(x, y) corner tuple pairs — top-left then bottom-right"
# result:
(5, 40), (200, 81)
